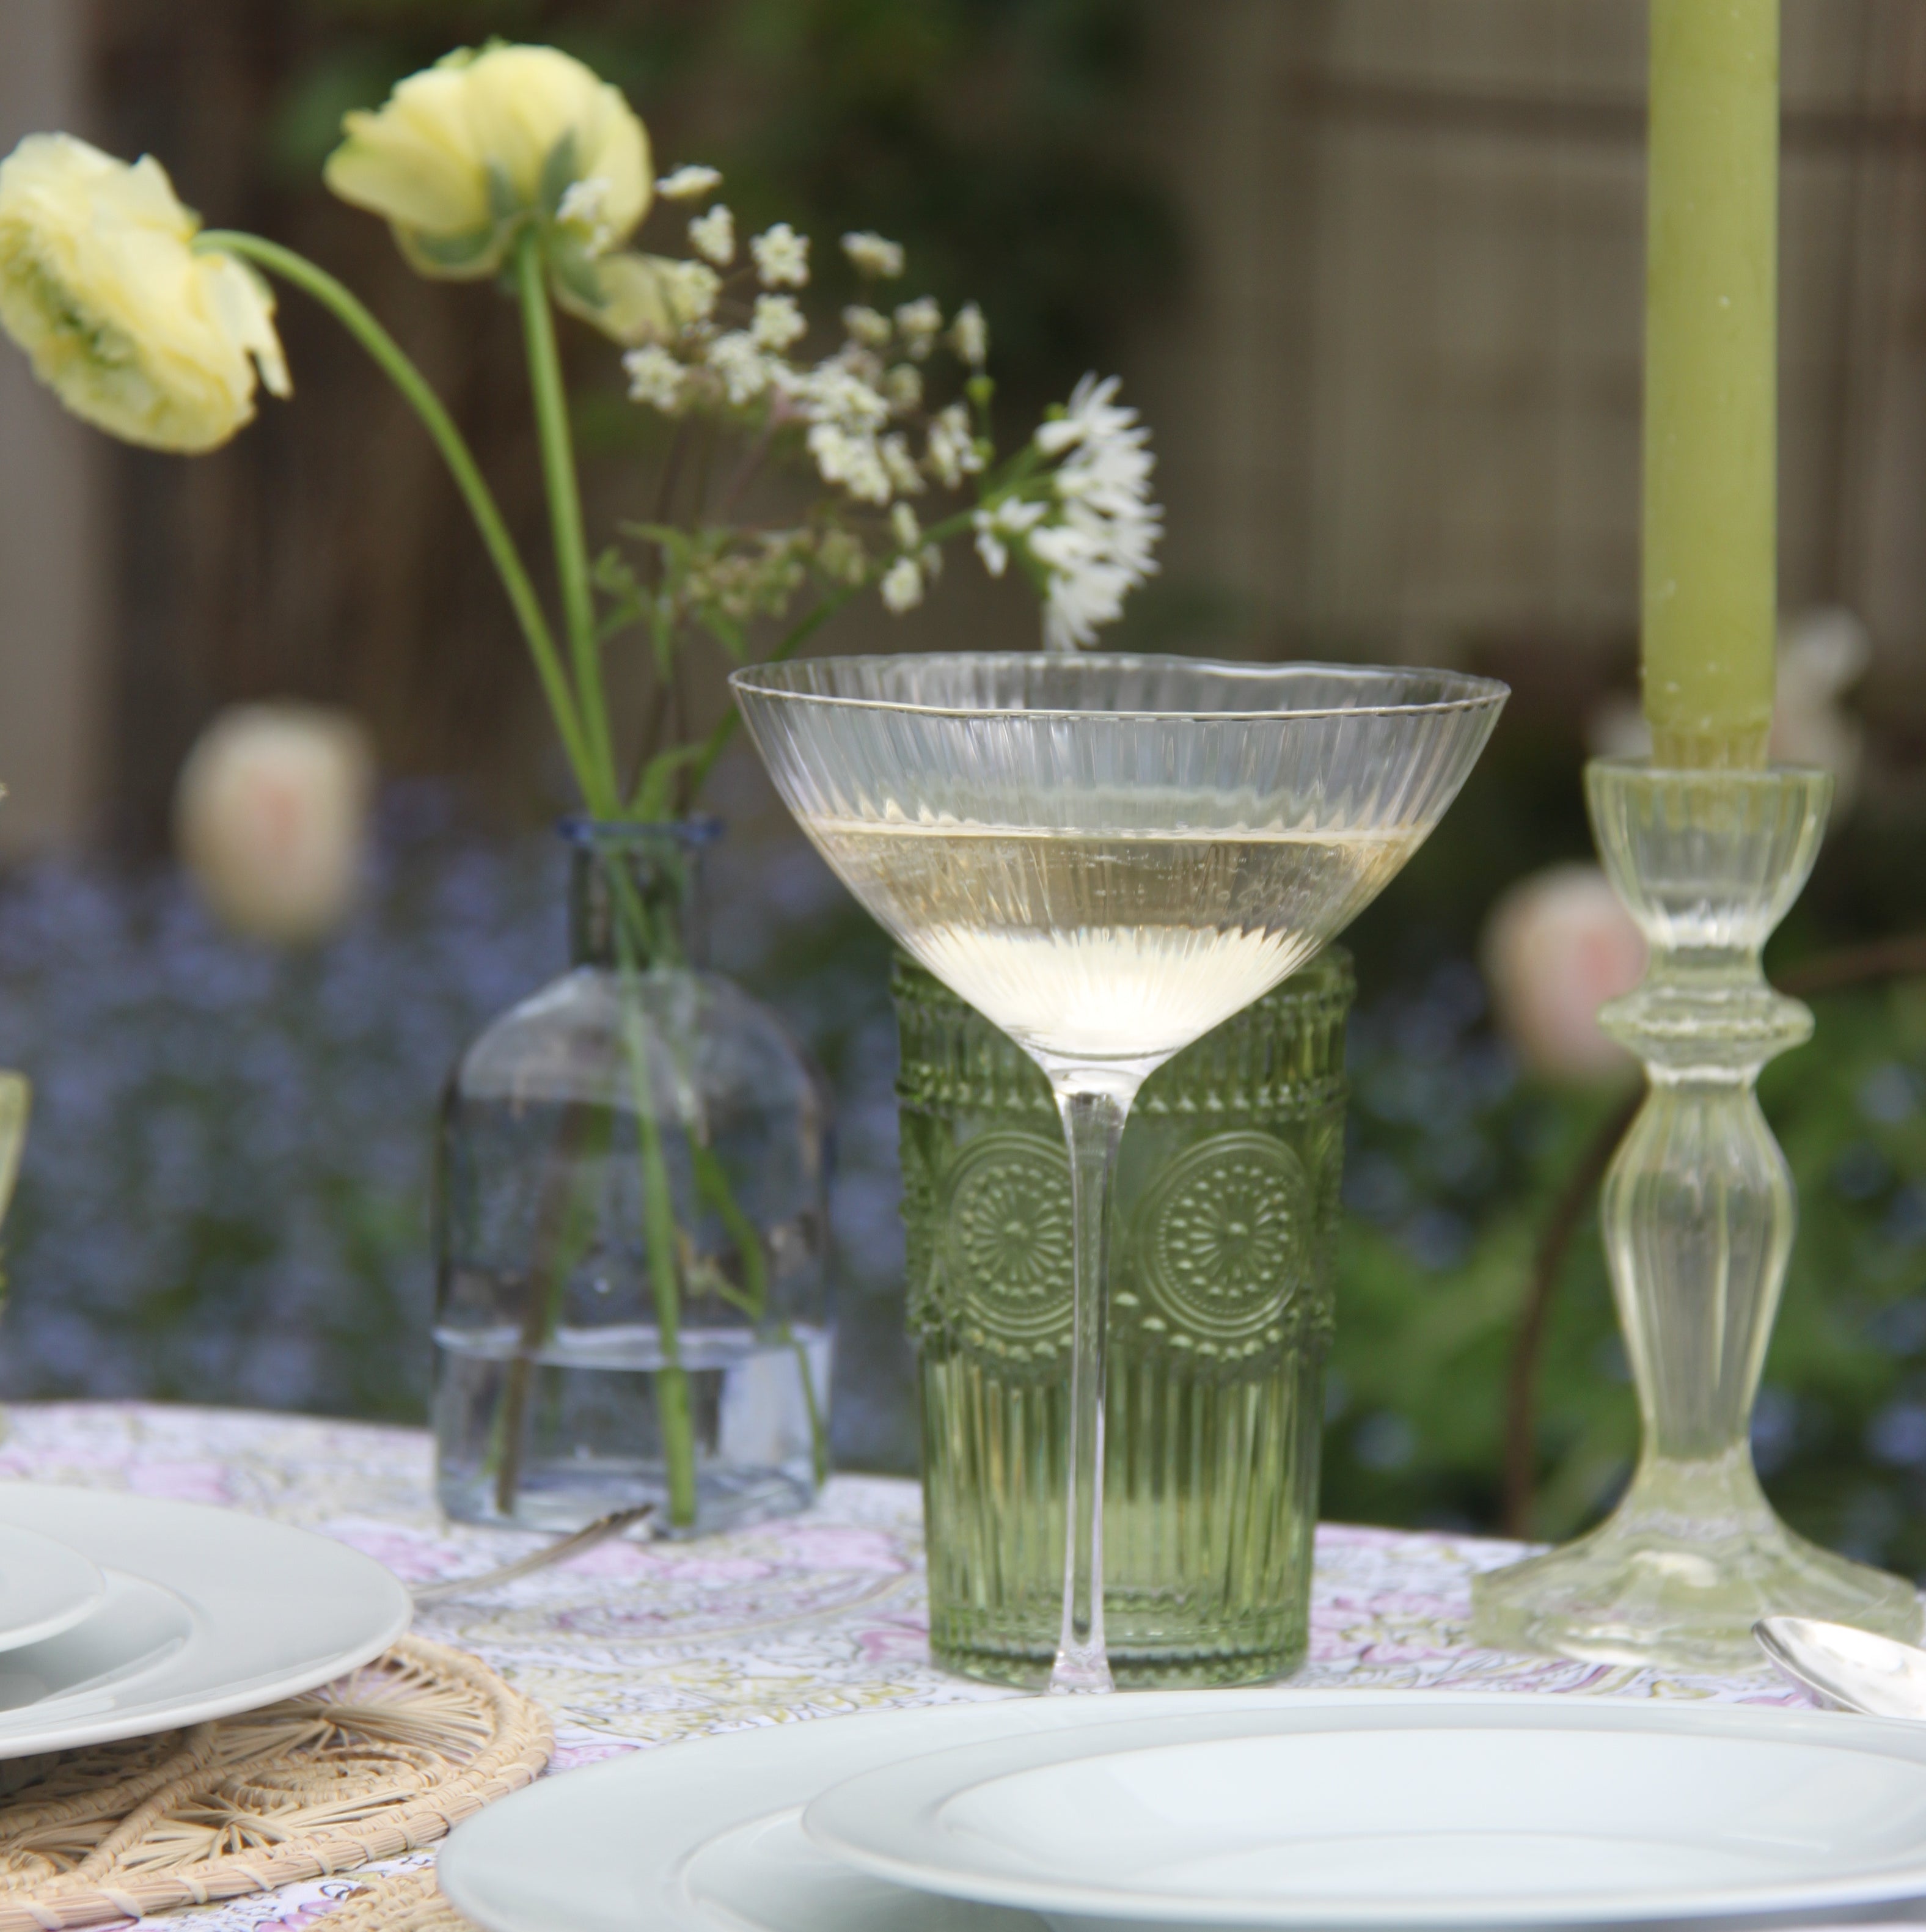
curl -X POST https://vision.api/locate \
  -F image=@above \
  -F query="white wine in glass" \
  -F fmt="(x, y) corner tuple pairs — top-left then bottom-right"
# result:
(733, 655), (1505, 1692)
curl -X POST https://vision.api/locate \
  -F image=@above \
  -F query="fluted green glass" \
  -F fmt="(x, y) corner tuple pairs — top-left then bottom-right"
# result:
(897, 947), (1353, 1689)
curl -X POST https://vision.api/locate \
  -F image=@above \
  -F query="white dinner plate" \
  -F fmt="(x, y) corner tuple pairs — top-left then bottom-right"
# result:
(0, 1483), (412, 1757)
(438, 1694), (1341, 1932)
(805, 1691), (1926, 1930)
(440, 1686), (1926, 1932)
(0, 1520), (106, 1653)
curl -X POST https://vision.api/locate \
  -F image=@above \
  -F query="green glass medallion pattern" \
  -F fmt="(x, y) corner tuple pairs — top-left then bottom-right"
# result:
(895, 947), (1353, 1689)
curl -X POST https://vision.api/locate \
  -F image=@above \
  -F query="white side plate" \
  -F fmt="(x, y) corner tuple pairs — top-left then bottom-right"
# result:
(0, 1484), (412, 1756)
(805, 1691), (1926, 1929)
(0, 1520), (106, 1653)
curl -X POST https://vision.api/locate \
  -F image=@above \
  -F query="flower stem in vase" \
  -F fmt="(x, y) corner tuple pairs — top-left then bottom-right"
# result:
(488, 1100), (612, 1518)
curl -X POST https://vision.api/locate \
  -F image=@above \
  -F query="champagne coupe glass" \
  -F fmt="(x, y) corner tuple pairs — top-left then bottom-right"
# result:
(731, 654), (1506, 1692)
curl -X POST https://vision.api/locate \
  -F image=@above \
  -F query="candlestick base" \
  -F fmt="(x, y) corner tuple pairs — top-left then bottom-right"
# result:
(1471, 759), (1922, 1672)
(1473, 1446), (1917, 1670)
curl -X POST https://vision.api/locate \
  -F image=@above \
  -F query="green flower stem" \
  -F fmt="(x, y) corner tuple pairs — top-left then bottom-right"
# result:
(514, 229), (617, 811)
(608, 879), (699, 1529)
(196, 230), (597, 792)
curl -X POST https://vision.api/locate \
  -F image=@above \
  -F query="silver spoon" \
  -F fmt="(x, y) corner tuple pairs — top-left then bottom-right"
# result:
(412, 1505), (653, 1606)
(1754, 1615), (1926, 1718)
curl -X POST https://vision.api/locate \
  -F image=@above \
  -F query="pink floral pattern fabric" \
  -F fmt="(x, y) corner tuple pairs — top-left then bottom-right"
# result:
(0, 1403), (1834, 1932)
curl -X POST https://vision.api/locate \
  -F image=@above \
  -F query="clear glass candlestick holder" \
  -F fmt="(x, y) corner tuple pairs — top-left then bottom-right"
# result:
(1473, 759), (1921, 1670)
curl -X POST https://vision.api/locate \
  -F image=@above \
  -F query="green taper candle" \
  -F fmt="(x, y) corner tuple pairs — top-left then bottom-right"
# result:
(1642, 0), (1779, 769)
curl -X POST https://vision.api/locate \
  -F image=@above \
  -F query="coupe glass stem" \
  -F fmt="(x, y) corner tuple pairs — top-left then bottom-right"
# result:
(1048, 1074), (1141, 1695)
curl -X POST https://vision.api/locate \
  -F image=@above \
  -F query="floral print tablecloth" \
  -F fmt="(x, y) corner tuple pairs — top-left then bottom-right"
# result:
(0, 1403), (1825, 1932)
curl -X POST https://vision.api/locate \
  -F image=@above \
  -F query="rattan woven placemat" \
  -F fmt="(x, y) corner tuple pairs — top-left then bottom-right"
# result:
(0, 1634), (549, 1932)
(328, 1868), (471, 1932)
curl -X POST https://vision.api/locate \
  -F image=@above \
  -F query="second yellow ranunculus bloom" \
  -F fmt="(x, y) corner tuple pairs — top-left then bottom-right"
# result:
(324, 43), (652, 290)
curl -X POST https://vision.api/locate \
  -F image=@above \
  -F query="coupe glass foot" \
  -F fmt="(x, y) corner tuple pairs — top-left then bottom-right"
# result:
(1049, 1644), (1116, 1695)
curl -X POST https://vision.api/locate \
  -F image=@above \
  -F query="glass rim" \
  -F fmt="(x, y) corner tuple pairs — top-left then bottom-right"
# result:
(1585, 756), (1831, 787)
(728, 653), (1510, 722)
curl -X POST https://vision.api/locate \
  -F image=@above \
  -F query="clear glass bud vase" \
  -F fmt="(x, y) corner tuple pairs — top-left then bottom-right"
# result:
(433, 819), (833, 1536)
(896, 947), (1353, 1688)
(1474, 761), (1920, 1666)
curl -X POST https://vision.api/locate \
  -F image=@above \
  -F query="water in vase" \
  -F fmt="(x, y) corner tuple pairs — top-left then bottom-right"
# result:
(434, 1315), (831, 1535)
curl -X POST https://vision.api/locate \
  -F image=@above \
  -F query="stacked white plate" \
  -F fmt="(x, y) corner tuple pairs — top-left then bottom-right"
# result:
(441, 1685), (1926, 1932)
(0, 1484), (410, 1755)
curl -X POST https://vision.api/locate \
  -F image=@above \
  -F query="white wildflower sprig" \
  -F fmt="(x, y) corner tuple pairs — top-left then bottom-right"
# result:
(624, 343), (686, 413)
(949, 302), (987, 367)
(612, 191), (1157, 653)
(843, 304), (891, 350)
(893, 296), (942, 360)
(556, 176), (616, 255)
(841, 231), (905, 279)
(752, 293), (806, 352)
(926, 401), (983, 489)
(688, 203), (734, 266)
(657, 164), (722, 201)
(750, 222), (810, 288)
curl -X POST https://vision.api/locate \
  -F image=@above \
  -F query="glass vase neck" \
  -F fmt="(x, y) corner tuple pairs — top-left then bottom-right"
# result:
(562, 816), (720, 971)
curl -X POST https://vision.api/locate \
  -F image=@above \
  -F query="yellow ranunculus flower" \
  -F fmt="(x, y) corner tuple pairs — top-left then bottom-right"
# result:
(324, 43), (651, 288)
(0, 133), (288, 453)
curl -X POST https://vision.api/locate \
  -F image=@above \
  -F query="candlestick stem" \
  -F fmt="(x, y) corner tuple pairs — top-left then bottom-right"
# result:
(1473, 760), (1919, 1669)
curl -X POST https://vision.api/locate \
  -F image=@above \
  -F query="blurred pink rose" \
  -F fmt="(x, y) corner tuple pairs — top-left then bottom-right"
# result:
(174, 702), (375, 945)
(1481, 864), (1646, 1081)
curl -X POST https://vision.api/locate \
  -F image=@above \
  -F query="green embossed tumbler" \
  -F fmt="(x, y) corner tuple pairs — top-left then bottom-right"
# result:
(895, 947), (1353, 1688)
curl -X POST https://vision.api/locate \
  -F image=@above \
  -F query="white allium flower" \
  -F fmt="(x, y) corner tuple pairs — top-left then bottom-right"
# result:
(880, 555), (924, 613)
(807, 423), (892, 503)
(687, 203), (734, 266)
(1030, 374), (1162, 648)
(842, 230), (906, 279)
(657, 258), (721, 324)
(657, 164), (723, 200)
(894, 296), (942, 359)
(949, 302), (988, 367)
(706, 331), (774, 406)
(624, 343), (687, 412)
(1036, 371), (1143, 460)
(842, 304), (892, 350)
(750, 222), (810, 288)
(881, 432), (924, 496)
(884, 362), (922, 413)
(890, 502), (921, 549)
(972, 495), (1046, 577)
(751, 293), (807, 352)
(1030, 525), (1137, 649)
(556, 175), (615, 254)
(926, 401), (983, 488)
